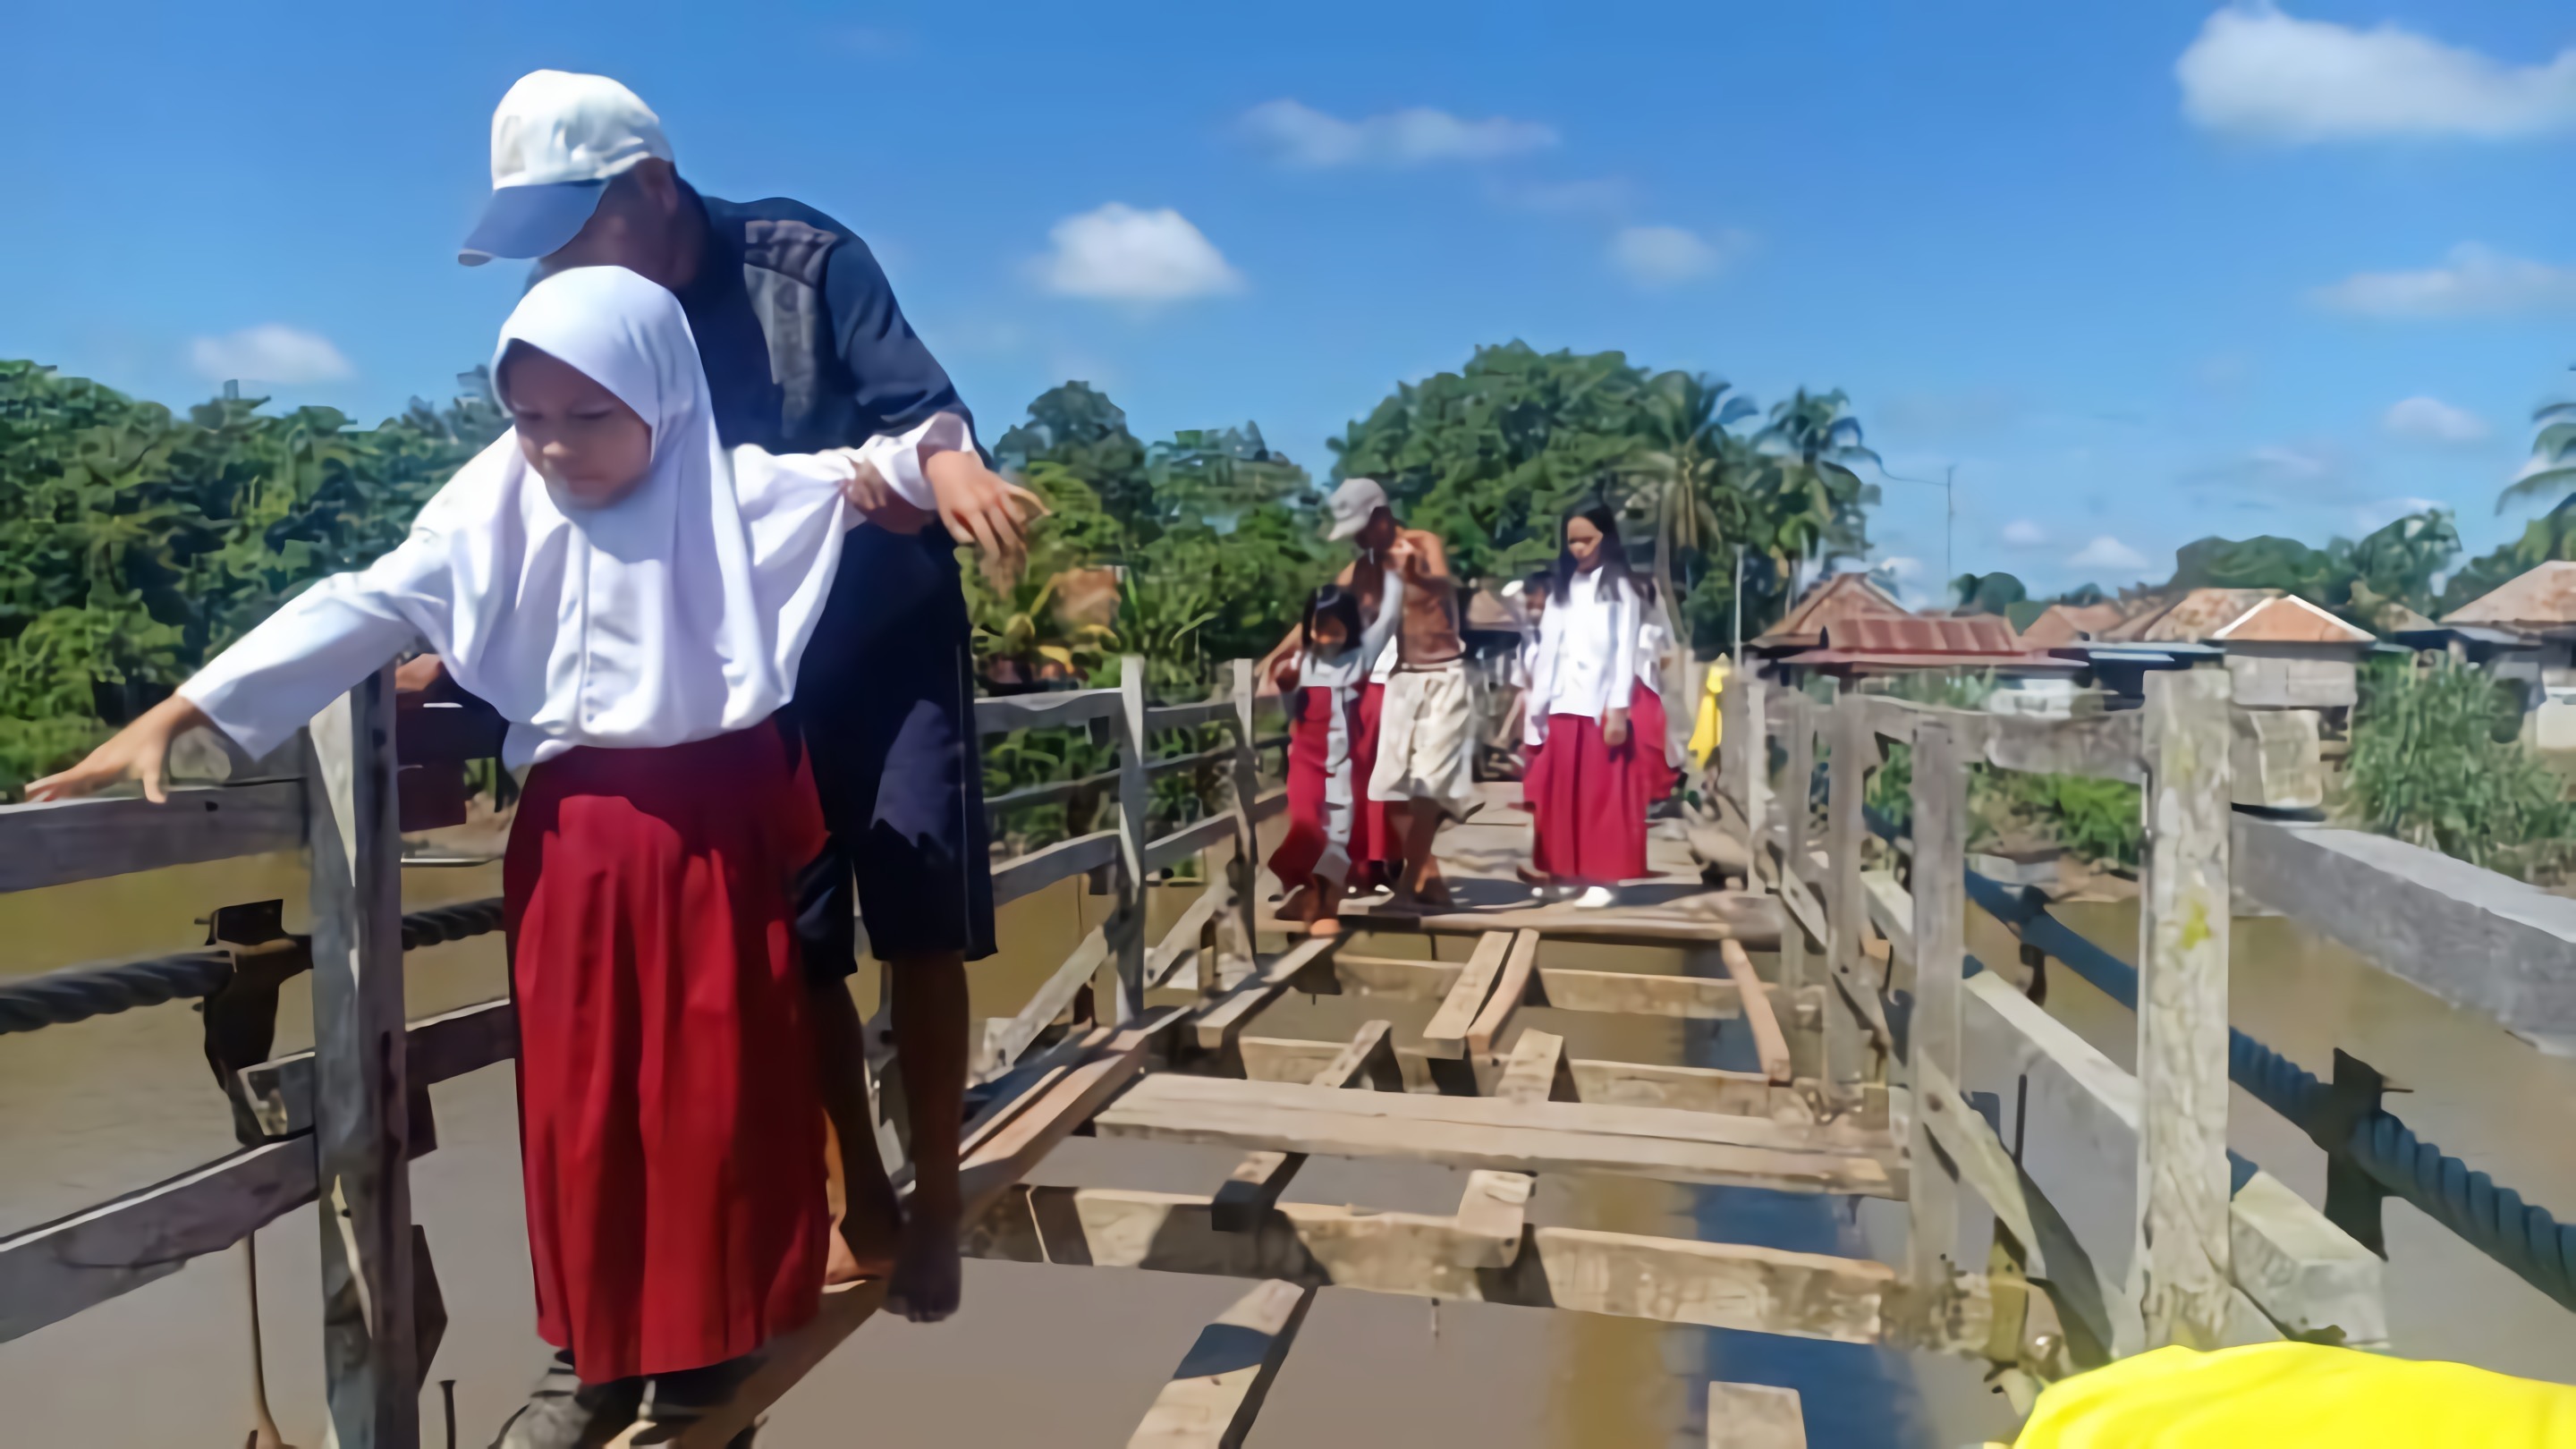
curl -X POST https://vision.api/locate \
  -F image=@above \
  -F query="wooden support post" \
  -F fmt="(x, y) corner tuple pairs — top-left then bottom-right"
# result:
(1126, 1278), (1316, 1449)
(1115, 655), (1153, 1024)
(1905, 721), (1965, 1295)
(304, 670), (419, 1449)
(2138, 666), (2233, 1349)
(1727, 668), (1768, 894)
(1779, 696), (1812, 992)
(1707, 1382), (1807, 1449)
(1228, 659), (1264, 965)
(1821, 686), (1869, 1105)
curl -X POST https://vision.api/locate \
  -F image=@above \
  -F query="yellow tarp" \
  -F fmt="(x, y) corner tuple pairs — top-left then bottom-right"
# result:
(2002, 1343), (2576, 1448)
(1689, 656), (1730, 764)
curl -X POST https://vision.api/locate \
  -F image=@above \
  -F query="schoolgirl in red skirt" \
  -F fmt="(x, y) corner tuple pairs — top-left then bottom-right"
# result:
(1630, 580), (1681, 811)
(1271, 584), (1400, 936)
(1522, 504), (1648, 904)
(32, 267), (923, 1432)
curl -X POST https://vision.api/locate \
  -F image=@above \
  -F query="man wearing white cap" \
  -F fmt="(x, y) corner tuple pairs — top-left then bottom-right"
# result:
(458, 69), (1005, 1365)
(1287, 479), (1471, 909)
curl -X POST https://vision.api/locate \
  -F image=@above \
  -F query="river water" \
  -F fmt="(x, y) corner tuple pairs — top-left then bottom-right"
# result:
(2, 849), (2570, 1446)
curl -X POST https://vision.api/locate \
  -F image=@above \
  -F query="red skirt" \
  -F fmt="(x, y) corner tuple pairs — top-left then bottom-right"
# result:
(1631, 686), (1678, 808)
(1530, 713), (1648, 884)
(1355, 681), (1402, 885)
(1269, 688), (1352, 886)
(504, 724), (831, 1382)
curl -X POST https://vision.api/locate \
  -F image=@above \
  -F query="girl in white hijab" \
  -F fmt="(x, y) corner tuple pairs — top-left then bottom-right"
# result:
(31, 266), (912, 1397)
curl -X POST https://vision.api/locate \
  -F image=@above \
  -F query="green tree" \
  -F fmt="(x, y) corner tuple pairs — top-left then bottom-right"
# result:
(1950, 572), (2028, 616)
(1748, 388), (1881, 582)
(995, 382), (1153, 538)
(2347, 657), (2570, 879)
(2497, 367), (2576, 516)
(2443, 496), (2576, 614)
(1619, 370), (1758, 654)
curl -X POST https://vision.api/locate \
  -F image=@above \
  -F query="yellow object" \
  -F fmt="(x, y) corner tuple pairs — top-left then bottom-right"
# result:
(1689, 656), (1729, 764)
(2006, 1343), (2576, 1447)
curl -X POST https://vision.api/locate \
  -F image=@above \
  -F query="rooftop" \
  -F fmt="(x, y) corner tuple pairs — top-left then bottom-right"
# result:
(1752, 572), (1911, 651)
(2442, 561), (2576, 634)
(2209, 594), (2374, 646)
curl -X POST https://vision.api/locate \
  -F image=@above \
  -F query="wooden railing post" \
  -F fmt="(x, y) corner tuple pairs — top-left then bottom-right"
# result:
(304, 667), (419, 1449)
(1723, 665), (1767, 896)
(1821, 684), (1870, 1106)
(1114, 656), (1152, 1023)
(1779, 693), (1813, 995)
(2139, 665), (2234, 1348)
(1904, 720), (1965, 1292)
(1227, 658), (1263, 980)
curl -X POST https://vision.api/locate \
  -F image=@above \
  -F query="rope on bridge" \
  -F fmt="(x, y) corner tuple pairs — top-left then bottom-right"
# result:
(0, 896), (506, 1038)
(1861, 805), (2576, 1314)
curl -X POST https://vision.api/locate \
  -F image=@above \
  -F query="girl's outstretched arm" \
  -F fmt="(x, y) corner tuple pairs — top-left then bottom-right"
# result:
(27, 694), (213, 804)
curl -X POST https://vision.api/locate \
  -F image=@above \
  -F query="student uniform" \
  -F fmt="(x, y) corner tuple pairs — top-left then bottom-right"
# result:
(176, 269), (916, 1385)
(1271, 590), (1402, 892)
(1523, 569), (1648, 884)
(1630, 605), (1679, 809)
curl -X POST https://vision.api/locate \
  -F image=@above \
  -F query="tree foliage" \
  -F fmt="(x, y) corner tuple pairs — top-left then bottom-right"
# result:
(2346, 657), (2571, 880)
(2145, 509), (2462, 632)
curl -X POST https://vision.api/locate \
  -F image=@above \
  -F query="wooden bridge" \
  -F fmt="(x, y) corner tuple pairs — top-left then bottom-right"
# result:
(11, 650), (2575, 1446)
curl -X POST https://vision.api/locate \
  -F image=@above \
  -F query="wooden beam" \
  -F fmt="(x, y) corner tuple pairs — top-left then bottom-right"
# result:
(1191, 935), (1344, 1052)
(1326, 953), (1459, 1000)
(1296, 894), (1784, 949)
(1906, 720), (1967, 1295)
(1308, 1020), (1404, 1092)
(1421, 930), (1515, 1058)
(1225, 660), (1265, 978)
(1567, 1060), (1810, 1121)
(990, 829), (1119, 908)
(1707, 1382), (1807, 1449)
(241, 996), (515, 1139)
(1214, 1021), (1400, 1232)
(305, 673), (418, 1449)
(1114, 657), (1155, 1023)
(1532, 965), (1768, 1021)
(973, 689), (1123, 733)
(2138, 667), (2234, 1349)
(1854, 695), (2146, 785)
(0, 778), (306, 896)
(1094, 1076), (1902, 1197)
(966, 1185), (1919, 1345)
(975, 924), (1111, 1082)
(1820, 687), (1871, 1103)
(1453, 1171), (1532, 1261)
(1147, 886), (1228, 990)
(1463, 928), (1543, 1056)
(1126, 1278), (1316, 1449)
(1718, 939), (1792, 1084)
(1140, 698), (1242, 732)
(1495, 1030), (1576, 1104)
(1145, 811), (1241, 877)
(1780, 695), (1814, 996)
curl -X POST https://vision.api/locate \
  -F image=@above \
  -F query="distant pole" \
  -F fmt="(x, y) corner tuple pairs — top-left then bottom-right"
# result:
(1731, 545), (1744, 665)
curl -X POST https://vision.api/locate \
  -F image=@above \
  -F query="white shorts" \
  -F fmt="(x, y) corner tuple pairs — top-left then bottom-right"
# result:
(1368, 661), (1477, 817)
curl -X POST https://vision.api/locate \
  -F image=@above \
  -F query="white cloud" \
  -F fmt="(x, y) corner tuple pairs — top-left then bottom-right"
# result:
(1241, 99), (1558, 168)
(2001, 519), (2049, 548)
(2247, 444), (2332, 480)
(2177, 4), (2576, 143)
(1608, 225), (1749, 287)
(2067, 535), (2152, 573)
(2309, 243), (2576, 318)
(2382, 395), (2490, 445)
(187, 324), (352, 386)
(1032, 204), (1244, 302)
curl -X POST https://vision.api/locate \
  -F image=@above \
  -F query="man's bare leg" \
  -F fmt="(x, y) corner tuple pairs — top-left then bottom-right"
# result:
(808, 979), (901, 1283)
(1391, 799), (1450, 907)
(886, 948), (969, 1322)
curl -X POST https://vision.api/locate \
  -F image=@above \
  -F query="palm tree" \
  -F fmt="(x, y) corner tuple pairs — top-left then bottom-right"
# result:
(2498, 370), (2576, 514)
(1750, 389), (1882, 592)
(1620, 371), (1757, 654)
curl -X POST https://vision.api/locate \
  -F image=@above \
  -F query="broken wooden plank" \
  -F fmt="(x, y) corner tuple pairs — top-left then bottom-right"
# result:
(1464, 929), (1544, 1056)
(1126, 1278), (1316, 1449)
(1421, 930), (1516, 1058)
(967, 1185), (1913, 1345)
(1095, 1076), (1901, 1197)
(1707, 1382), (1806, 1449)
(1191, 935), (1344, 1052)
(1719, 939), (1793, 1084)
(1495, 1030), (1576, 1104)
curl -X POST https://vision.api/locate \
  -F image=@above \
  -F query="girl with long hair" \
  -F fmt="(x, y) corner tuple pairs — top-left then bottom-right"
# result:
(1521, 503), (1648, 904)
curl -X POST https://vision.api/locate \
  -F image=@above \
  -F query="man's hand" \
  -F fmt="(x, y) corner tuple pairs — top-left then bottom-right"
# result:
(838, 453), (934, 535)
(1603, 707), (1631, 750)
(27, 695), (212, 804)
(923, 448), (1040, 583)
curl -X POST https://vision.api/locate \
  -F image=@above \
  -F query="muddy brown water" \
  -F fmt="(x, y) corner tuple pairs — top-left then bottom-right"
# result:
(2, 851), (2570, 1446)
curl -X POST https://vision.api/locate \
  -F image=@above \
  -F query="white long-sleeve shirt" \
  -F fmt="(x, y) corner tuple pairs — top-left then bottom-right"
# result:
(1524, 568), (1639, 743)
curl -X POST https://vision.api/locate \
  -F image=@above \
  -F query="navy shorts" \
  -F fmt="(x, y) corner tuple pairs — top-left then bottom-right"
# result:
(789, 526), (996, 975)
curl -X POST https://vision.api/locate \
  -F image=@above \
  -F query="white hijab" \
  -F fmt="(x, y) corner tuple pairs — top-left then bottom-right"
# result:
(180, 266), (855, 767)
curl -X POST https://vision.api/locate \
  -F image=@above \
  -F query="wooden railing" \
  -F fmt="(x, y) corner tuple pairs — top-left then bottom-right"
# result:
(0, 656), (1282, 1449)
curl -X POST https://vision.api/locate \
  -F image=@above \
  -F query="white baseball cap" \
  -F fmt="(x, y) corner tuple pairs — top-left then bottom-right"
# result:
(459, 71), (674, 267)
(1322, 477), (1390, 542)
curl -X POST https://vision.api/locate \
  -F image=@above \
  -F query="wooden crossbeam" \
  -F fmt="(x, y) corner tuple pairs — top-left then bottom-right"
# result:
(1235, 1036), (1828, 1122)
(1147, 883), (1231, 990)
(965, 1184), (1936, 1346)
(1494, 1030), (1575, 1104)
(1420, 931), (1515, 1058)
(1718, 939), (1793, 1084)
(1126, 1278), (1316, 1449)
(1707, 1382), (1807, 1449)
(1213, 1021), (1400, 1233)
(976, 924), (1111, 1083)
(1192, 935), (1344, 1052)
(1095, 1076), (1902, 1197)
(1463, 929), (1543, 1056)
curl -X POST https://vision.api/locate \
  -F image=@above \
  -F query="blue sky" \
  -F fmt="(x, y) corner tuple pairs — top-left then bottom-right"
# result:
(4, 0), (2573, 600)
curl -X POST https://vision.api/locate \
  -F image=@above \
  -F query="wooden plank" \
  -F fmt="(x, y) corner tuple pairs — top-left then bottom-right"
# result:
(1718, 939), (1792, 1084)
(1860, 869), (1914, 968)
(1453, 1171), (1532, 1259)
(1494, 1030), (1575, 1104)
(1225, 661), (1264, 977)
(1567, 1060), (1811, 1121)
(1906, 720), (1967, 1293)
(1532, 966), (1758, 1021)
(1463, 928), (1543, 1056)
(1306, 894), (1784, 949)
(1328, 953), (1460, 1001)
(1724, 670), (1768, 892)
(1707, 1382), (1807, 1449)
(304, 673), (418, 1449)
(1192, 935), (1344, 1052)
(0, 778), (306, 895)
(1780, 695), (1814, 996)
(1145, 811), (1240, 876)
(1912, 1059), (2038, 1273)
(1855, 696), (2145, 784)
(966, 1186), (1911, 1345)
(1309, 1020), (1404, 1091)
(241, 996), (516, 1139)
(984, 767), (1118, 820)
(1142, 698), (1241, 732)
(1114, 657), (1154, 1023)
(1147, 883), (1229, 990)
(975, 924), (1111, 1082)
(973, 688), (1123, 733)
(1094, 1076), (1902, 1197)
(1126, 1278), (1316, 1449)
(2138, 666), (2234, 1349)
(990, 829), (1119, 907)
(1420, 930), (1514, 1058)
(1214, 1022), (1399, 1232)
(0, 1138), (316, 1344)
